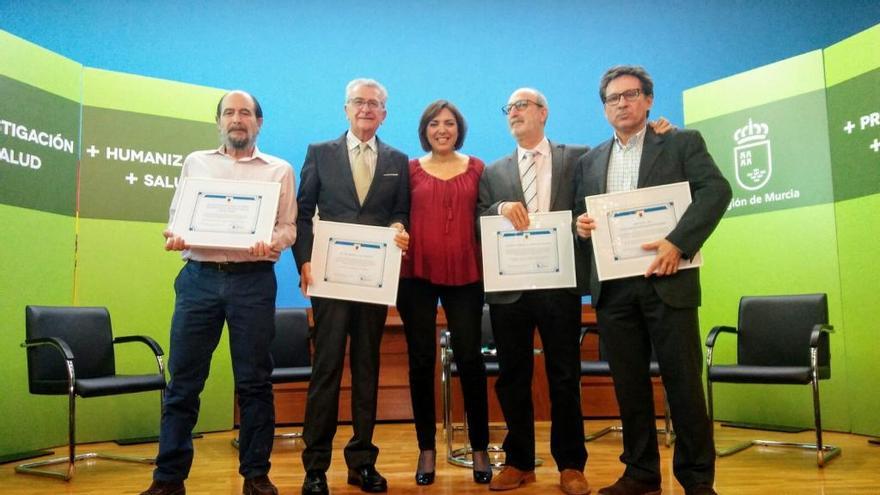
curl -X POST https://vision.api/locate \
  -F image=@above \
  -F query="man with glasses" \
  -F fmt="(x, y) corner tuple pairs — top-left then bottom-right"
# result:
(477, 87), (592, 495)
(293, 78), (410, 495)
(574, 66), (730, 495)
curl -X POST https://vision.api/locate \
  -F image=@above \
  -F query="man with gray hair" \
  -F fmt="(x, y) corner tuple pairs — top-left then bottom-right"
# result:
(293, 78), (410, 495)
(478, 87), (591, 495)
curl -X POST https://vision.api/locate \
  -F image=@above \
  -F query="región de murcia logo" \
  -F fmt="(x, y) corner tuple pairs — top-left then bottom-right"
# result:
(733, 118), (772, 191)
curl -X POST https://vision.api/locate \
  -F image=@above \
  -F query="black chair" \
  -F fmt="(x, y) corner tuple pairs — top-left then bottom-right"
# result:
(232, 308), (311, 449)
(440, 306), (542, 468)
(18, 306), (166, 480)
(705, 294), (840, 467)
(579, 326), (673, 446)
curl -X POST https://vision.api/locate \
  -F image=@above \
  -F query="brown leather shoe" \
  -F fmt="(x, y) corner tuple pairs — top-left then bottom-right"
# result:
(139, 480), (185, 495)
(560, 469), (591, 495)
(243, 474), (279, 495)
(598, 476), (661, 495)
(489, 466), (536, 491)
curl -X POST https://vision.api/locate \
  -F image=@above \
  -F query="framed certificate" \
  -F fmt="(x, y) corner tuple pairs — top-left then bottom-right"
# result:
(307, 220), (402, 305)
(585, 181), (702, 281)
(480, 210), (576, 292)
(168, 177), (280, 249)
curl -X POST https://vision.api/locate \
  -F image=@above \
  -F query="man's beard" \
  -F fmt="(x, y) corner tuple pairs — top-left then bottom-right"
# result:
(228, 135), (250, 149)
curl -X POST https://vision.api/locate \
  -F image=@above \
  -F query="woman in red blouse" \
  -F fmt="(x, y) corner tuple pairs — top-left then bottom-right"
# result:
(397, 100), (491, 486)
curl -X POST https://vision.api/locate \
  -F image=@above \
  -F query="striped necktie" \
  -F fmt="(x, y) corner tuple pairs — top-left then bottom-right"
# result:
(520, 150), (539, 212)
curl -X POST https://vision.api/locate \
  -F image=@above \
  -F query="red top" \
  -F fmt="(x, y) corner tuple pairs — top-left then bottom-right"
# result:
(401, 156), (484, 285)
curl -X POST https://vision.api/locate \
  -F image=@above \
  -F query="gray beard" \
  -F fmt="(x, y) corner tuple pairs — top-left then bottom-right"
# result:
(228, 136), (250, 149)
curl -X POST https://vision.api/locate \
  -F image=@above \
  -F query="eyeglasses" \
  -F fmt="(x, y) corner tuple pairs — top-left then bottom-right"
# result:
(502, 99), (543, 115)
(603, 88), (642, 106)
(348, 98), (384, 110)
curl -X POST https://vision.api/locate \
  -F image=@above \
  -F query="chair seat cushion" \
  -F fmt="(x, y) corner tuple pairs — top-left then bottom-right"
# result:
(271, 366), (311, 383)
(708, 364), (829, 384)
(76, 374), (166, 398)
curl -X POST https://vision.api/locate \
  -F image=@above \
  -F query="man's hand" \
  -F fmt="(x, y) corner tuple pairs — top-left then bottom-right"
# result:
(390, 222), (410, 251)
(575, 213), (596, 239)
(248, 240), (280, 258)
(649, 117), (675, 135)
(299, 262), (313, 297)
(501, 202), (530, 231)
(163, 229), (188, 251)
(642, 238), (682, 277)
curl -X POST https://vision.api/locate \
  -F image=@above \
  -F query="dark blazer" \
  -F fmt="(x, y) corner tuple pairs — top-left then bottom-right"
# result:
(478, 141), (590, 305)
(573, 127), (731, 309)
(293, 133), (410, 272)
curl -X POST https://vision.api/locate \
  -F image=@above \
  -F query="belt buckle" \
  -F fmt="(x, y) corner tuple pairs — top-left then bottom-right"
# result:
(216, 262), (232, 272)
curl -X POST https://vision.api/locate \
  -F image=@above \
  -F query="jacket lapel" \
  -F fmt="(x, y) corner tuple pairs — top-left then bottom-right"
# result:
(333, 133), (359, 202)
(595, 140), (612, 195)
(505, 151), (524, 203)
(637, 126), (664, 188)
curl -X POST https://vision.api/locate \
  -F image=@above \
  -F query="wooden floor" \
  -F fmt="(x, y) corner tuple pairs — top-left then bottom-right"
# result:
(2, 421), (878, 494)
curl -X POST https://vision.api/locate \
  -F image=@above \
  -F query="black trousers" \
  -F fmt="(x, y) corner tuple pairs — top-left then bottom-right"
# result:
(489, 290), (586, 471)
(597, 277), (715, 489)
(301, 297), (387, 472)
(396, 278), (488, 451)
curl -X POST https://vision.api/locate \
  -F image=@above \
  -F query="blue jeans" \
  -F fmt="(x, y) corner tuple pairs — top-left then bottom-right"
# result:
(154, 261), (276, 481)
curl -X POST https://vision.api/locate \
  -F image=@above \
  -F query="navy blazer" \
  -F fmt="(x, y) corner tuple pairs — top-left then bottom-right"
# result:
(573, 127), (731, 309)
(478, 141), (590, 305)
(293, 133), (410, 272)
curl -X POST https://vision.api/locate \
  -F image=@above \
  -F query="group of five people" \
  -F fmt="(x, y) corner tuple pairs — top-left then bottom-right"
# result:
(143, 64), (731, 495)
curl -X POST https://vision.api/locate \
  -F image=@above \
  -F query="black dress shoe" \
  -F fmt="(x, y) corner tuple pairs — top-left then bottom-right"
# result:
(415, 470), (436, 485)
(473, 469), (493, 484)
(302, 470), (329, 495)
(347, 465), (388, 493)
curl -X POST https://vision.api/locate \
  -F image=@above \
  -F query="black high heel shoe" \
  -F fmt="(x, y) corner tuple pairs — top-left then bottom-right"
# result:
(472, 450), (492, 484)
(415, 449), (436, 486)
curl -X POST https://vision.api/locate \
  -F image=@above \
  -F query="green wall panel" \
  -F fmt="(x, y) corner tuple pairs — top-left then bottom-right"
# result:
(825, 24), (880, 436)
(0, 206), (76, 456)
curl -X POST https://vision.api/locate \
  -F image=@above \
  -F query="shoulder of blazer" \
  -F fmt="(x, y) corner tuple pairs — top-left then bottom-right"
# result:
(584, 138), (613, 161)
(376, 137), (407, 161)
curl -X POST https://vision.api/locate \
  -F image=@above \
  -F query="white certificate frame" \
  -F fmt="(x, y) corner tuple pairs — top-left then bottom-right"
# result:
(480, 210), (576, 292)
(169, 177), (280, 249)
(307, 220), (402, 305)
(586, 181), (702, 282)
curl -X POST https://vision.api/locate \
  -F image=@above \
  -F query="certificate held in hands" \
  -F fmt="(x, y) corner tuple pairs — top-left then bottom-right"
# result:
(306, 220), (402, 305)
(168, 177), (281, 249)
(585, 181), (702, 281)
(480, 210), (577, 292)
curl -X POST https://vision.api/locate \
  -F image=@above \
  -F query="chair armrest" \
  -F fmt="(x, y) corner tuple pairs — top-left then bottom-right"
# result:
(705, 326), (736, 349)
(22, 336), (75, 360)
(809, 324), (834, 348)
(113, 335), (165, 356)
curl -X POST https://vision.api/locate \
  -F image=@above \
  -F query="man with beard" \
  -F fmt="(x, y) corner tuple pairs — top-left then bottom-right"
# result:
(140, 90), (297, 495)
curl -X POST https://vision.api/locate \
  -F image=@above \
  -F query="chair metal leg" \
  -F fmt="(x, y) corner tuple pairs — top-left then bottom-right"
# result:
(16, 387), (155, 480)
(715, 357), (841, 466)
(585, 394), (674, 447)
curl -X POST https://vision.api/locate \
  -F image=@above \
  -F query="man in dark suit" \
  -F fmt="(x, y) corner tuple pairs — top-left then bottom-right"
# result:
(478, 87), (591, 495)
(293, 78), (410, 495)
(574, 66), (731, 495)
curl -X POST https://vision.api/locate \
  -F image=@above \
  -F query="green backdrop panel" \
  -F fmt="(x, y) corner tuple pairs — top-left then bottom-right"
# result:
(0, 30), (81, 101)
(833, 196), (880, 435)
(75, 217), (233, 436)
(686, 89), (833, 218)
(0, 205), (76, 457)
(683, 51), (825, 124)
(698, 204), (849, 431)
(825, 23), (880, 437)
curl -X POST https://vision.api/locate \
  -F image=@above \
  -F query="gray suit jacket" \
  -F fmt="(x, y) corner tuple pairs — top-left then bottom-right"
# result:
(573, 127), (731, 309)
(478, 141), (590, 305)
(293, 133), (409, 272)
